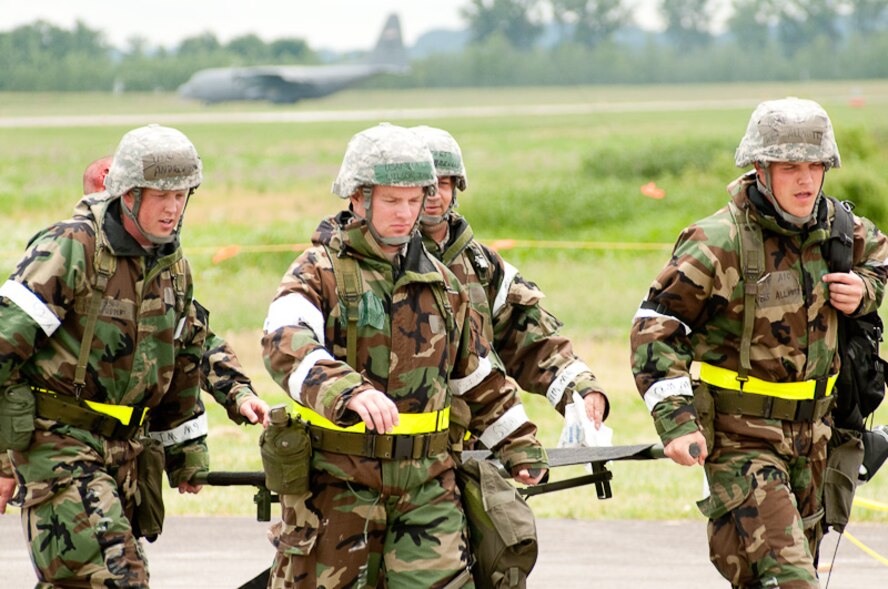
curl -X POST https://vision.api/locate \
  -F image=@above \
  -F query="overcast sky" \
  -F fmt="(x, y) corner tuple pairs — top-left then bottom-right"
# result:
(2, 0), (674, 53)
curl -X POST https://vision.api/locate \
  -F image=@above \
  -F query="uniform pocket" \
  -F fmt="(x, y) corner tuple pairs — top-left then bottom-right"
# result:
(697, 467), (752, 520)
(0, 384), (35, 452)
(272, 491), (320, 556)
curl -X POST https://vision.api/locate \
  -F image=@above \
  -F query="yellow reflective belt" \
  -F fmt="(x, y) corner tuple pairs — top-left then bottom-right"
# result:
(294, 403), (450, 435)
(33, 387), (148, 426)
(699, 363), (836, 400)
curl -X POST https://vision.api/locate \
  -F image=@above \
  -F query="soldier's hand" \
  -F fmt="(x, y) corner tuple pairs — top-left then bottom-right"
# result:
(664, 431), (707, 466)
(513, 467), (547, 486)
(347, 389), (400, 433)
(178, 481), (203, 494)
(239, 396), (271, 428)
(583, 392), (607, 429)
(824, 272), (865, 315)
(0, 476), (16, 513)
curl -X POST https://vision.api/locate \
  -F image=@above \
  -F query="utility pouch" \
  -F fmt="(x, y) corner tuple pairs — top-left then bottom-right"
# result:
(0, 383), (36, 452)
(456, 458), (538, 589)
(822, 427), (864, 533)
(692, 380), (715, 453)
(260, 407), (311, 495)
(133, 436), (166, 542)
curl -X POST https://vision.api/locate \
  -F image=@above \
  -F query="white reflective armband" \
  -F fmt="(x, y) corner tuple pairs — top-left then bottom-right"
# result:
(479, 404), (530, 449)
(287, 348), (335, 404)
(450, 356), (492, 397)
(643, 376), (694, 412)
(633, 305), (692, 336)
(264, 293), (326, 344)
(0, 280), (61, 336)
(149, 412), (209, 447)
(546, 360), (592, 408)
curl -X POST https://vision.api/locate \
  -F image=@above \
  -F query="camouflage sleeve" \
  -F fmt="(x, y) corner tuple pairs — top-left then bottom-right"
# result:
(0, 452), (12, 478)
(261, 248), (373, 423)
(487, 247), (608, 418)
(630, 222), (726, 445)
(0, 222), (85, 386)
(452, 288), (547, 473)
(192, 301), (257, 425)
(149, 290), (209, 487)
(850, 214), (888, 315)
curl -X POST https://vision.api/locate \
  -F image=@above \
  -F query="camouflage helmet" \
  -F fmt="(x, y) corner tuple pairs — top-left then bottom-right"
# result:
(105, 124), (203, 197)
(332, 123), (437, 198)
(410, 125), (468, 191)
(735, 97), (841, 169)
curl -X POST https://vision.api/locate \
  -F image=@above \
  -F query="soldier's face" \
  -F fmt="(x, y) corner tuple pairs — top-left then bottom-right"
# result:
(424, 177), (453, 218)
(352, 185), (424, 247)
(758, 161), (825, 218)
(123, 188), (188, 245)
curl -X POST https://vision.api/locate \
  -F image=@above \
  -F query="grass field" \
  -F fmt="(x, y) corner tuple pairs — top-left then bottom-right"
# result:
(1, 82), (887, 522)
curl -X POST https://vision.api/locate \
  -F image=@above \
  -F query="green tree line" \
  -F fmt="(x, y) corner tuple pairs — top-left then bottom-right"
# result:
(2, 0), (888, 92)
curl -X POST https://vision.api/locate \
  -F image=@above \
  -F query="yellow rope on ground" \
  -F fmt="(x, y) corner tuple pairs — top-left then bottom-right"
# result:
(843, 531), (888, 567)
(853, 496), (888, 512)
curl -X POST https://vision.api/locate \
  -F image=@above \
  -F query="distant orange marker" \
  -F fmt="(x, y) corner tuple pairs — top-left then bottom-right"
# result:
(488, 239), (516, 251)
(212, 244), (241, 264)
(849, 96), (866, 108)
(641, 181), (666, 199)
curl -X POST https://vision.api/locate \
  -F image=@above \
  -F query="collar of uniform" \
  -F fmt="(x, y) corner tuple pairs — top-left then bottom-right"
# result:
(439, 214), (474, 266)
(736, 182), (829, 240)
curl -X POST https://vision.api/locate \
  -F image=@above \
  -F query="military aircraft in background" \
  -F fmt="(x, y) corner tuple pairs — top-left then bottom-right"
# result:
(177, 14), (408, 104)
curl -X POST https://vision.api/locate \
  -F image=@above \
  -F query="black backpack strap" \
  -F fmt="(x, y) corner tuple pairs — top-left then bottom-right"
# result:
(826, 196), (854, 274)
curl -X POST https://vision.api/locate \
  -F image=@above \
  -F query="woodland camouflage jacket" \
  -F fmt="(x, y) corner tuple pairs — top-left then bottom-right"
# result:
(262, 211), (546, 473)
(631, 173), (888, 444)
(423, 213), (606, 417)
(0, 194), (208, 483)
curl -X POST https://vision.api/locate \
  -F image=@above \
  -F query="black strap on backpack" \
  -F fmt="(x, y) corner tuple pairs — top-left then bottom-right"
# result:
(824, 197), (887, 432)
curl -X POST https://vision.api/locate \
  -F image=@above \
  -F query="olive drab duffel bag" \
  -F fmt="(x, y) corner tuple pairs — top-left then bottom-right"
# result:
(456, 457), (538, 589)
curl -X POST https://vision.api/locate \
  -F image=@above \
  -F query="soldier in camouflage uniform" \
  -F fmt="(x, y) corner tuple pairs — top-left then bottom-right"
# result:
(412, 126), (608, 446)
(630, 98), (888, 588)
(262, 123), (548, 588)
(83, 156), (269, 427)
(0, 124), (212, 587)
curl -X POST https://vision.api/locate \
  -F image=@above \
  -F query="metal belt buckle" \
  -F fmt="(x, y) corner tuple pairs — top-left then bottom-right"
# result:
(391, 435), (415, 460)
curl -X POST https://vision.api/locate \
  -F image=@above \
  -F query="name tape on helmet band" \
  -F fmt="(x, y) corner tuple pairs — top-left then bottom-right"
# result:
(143, 151), (201, 182)
(373, 161), (435, 185)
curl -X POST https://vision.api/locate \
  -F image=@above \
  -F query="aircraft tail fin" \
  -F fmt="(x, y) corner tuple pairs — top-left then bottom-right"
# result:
(364, 13), (409, 70)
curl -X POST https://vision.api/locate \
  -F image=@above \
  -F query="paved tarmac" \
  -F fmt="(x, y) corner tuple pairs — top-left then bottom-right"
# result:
(2, 516), (886, 588)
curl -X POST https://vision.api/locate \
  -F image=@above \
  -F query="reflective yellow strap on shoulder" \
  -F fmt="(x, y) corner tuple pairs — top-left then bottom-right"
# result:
(294, 403), (450, 434)
(699, 363), (836, 400)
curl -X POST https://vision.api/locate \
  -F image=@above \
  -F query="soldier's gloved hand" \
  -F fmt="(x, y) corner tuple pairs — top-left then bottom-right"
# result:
(664, 431), (708, 466)
(513, 467), (547, 486)
(238, 396), (271, 428)
(824, 271), (865, 315)
(0, 476), (16, 513)
(347, 389), (400, 433)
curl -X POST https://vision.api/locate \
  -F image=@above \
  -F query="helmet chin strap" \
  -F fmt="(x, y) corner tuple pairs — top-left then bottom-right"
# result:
(756, 163), (824, 226)
(120, 188), (189, 246)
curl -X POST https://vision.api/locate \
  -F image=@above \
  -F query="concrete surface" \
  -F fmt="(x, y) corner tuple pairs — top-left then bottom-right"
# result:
(1, 516), (886, 587)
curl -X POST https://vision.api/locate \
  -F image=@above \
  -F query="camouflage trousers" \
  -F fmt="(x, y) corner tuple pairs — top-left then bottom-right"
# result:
(11, 425), (147, 588)
(698, 414), (830, 589)
(267, 457), (474, 589)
